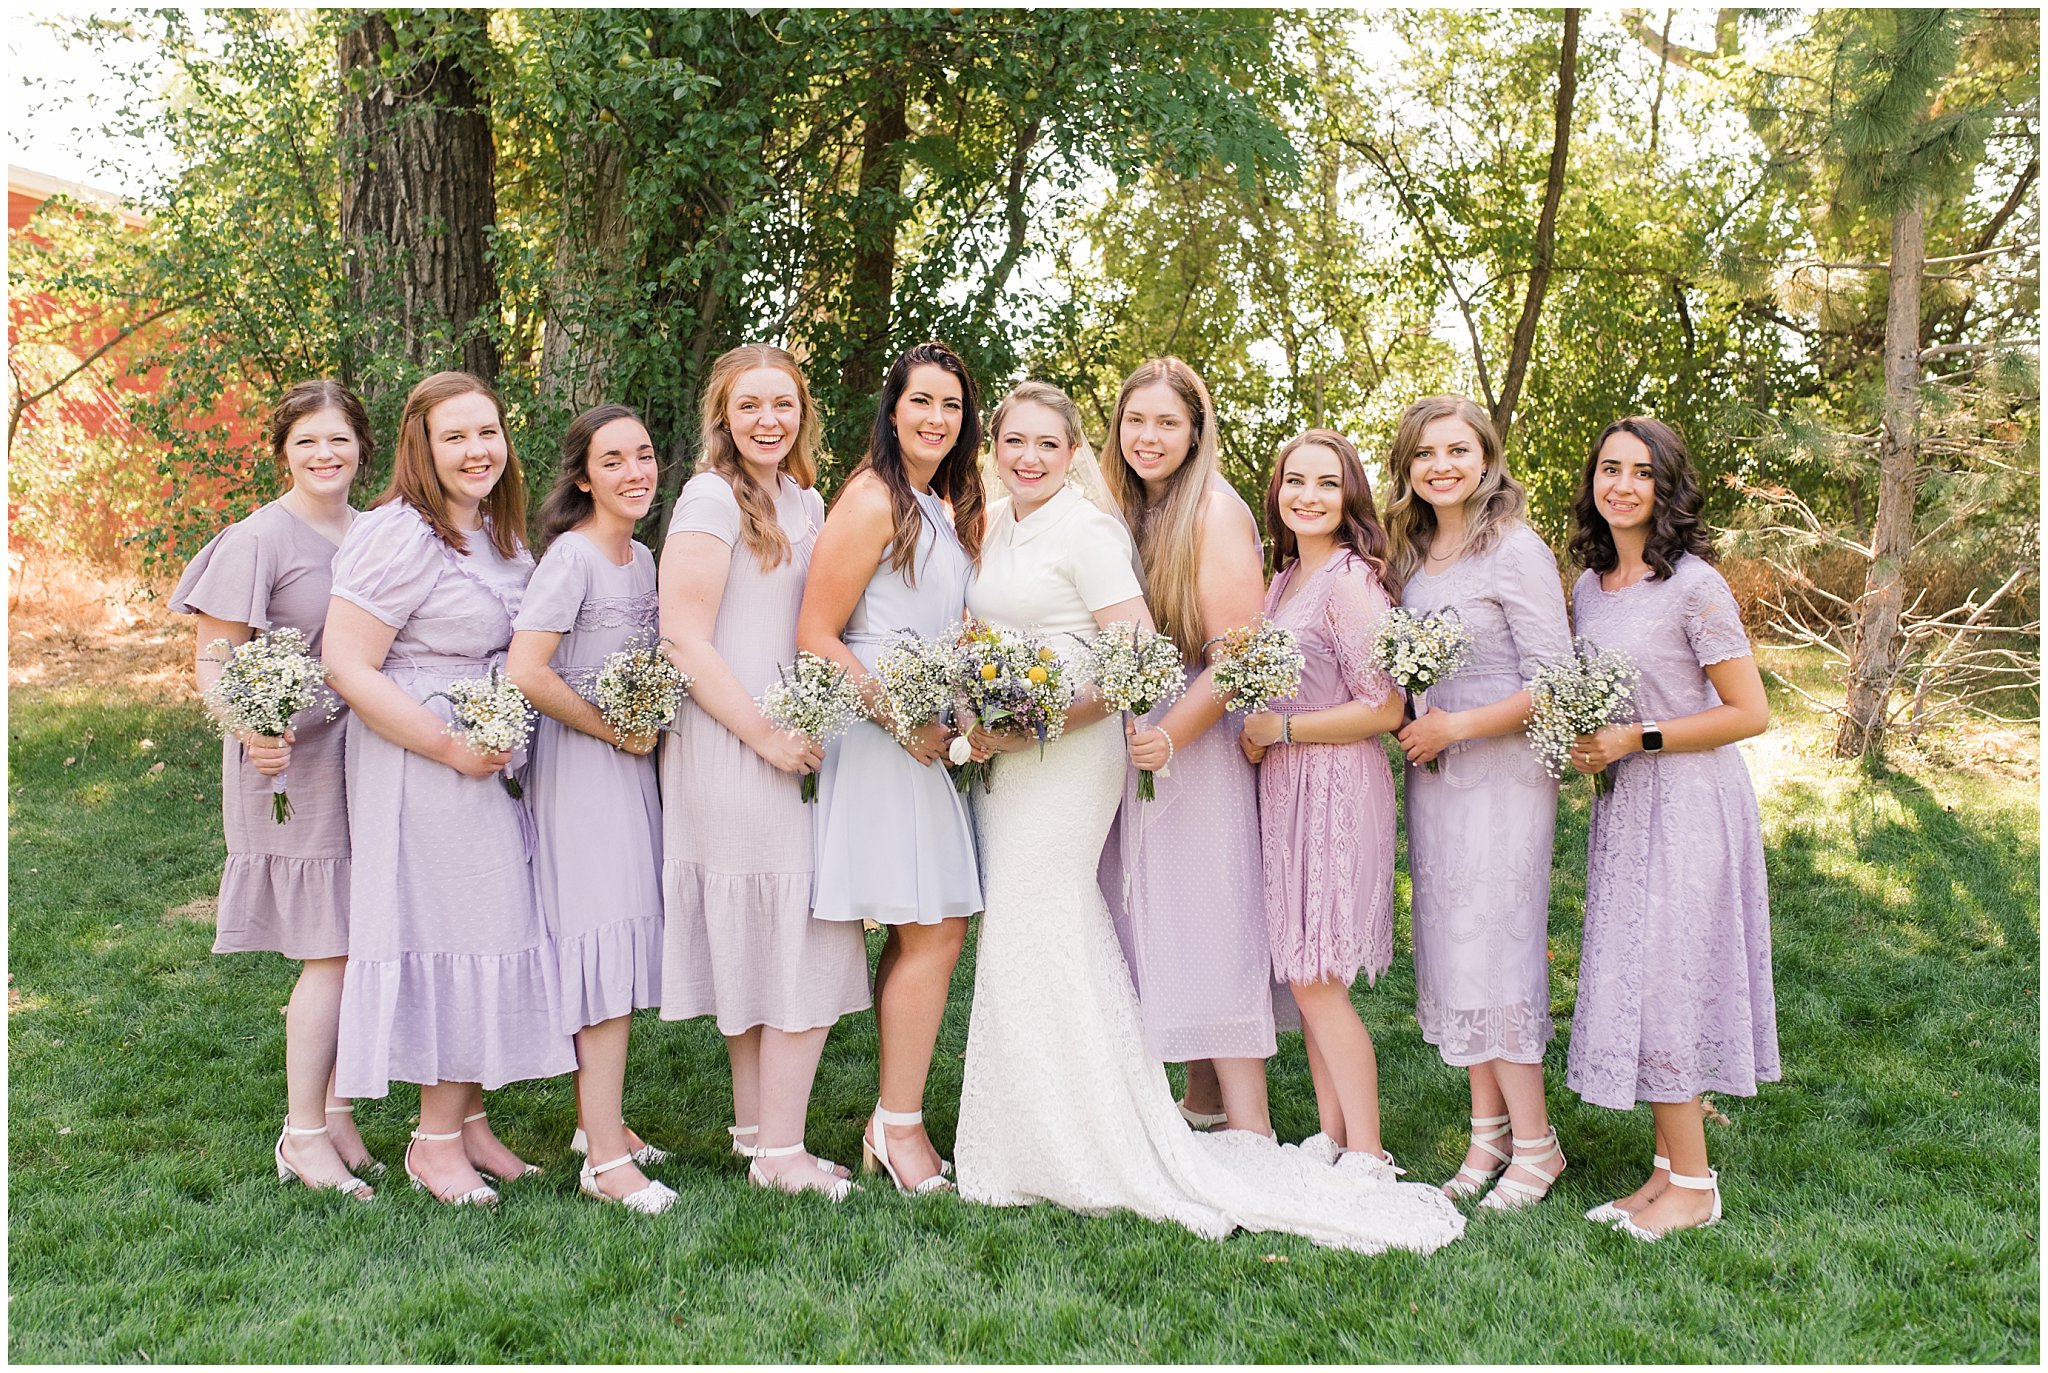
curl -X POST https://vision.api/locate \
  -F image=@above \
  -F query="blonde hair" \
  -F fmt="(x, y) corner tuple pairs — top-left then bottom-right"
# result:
(1380, 394), (1527, 583)
(1101, 357), (1218, 660)
(696, 344), (821, 569)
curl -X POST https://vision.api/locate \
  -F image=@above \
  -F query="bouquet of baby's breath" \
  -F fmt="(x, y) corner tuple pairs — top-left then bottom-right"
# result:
(1527, 639), (1642, 797)
(1208, 620), (1304, 714)
(757, 650), (864, 801)
(950, 618), (1072, 794)
(1085, 619), (1187, 801)
(872, 633), (960, 750)
(433, 665), (537, 797)
(1371, 607), (1474, 774)
(202, 628), (338, 823)
(593, 631), (691, 743)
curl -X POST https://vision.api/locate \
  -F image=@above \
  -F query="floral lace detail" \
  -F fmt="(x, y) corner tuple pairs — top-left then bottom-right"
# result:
(574, 590), (657, 634)
(1325, 557), (1396, 709)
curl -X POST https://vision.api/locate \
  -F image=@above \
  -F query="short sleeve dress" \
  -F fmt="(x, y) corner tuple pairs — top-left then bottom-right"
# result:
(658, 471), (872, 1034)
(1099, 484), (1291, 1064)
(170, 500), (352, 958)
(1400, 521), (1572, 1067)
(1566, 555), (1780, 1109)
(513, 530), (664, 1035)
(1258, 551), (1400, 987)
(327, 502), (578, 1096)
(812, 485), (983, 925)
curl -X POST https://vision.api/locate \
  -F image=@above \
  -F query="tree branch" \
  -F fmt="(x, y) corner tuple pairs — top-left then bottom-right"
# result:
(1493, 8), (1578, 440)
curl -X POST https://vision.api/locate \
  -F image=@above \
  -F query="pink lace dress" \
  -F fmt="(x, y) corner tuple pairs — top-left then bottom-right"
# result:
(1566, 555), (1780, 1109)
(1257, 552), (1400, 986)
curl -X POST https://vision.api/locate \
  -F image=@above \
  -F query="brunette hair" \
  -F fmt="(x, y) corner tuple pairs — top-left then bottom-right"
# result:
(1264, 429), (1397, 593)
(267, 379), (373, 482)
(844, 340), (985, 577)
(536, 403), (651, 553)
(1380, 394), (1527, 583)
(1568, 414), (1715, 580)
(696, 344), (820, 570)
(1100, 356), (1221, 660)
(374, 370), (528, 559)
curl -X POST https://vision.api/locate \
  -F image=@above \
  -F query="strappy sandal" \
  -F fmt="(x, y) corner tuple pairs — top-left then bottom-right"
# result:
(579, 1152), (680, 1216)
(323, 1103), (386, 1176)
(275, 1122), (374, 1201)
(1585, 1153), (1670, 1224)
(1477, 1126), (1566, 1211)
(404, 1128), (498, 1209)
(1441, 1112), (1512, 1199)
(862, 1104), (954, 1195)
(570, 1125), (670, 1167)
(1614, 1167), (1721, 1241)
(745, 1141), (857, 1202)
(463, 1109), (542, 1182)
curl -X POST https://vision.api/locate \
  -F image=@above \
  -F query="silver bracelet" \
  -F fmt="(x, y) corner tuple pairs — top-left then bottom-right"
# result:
(1280, 714), (1292, 745)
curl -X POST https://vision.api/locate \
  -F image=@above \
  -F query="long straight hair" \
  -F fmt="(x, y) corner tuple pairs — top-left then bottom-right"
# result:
(1100, 356), (1220, 660)
(844, 340), (985, 578)
(1264, 428), (1396, 595)
(536, 403), (648, 554)
(1568, 414), (1715, 580)
(1379, 394), (1526, 584)
(266, 379), (373, 485)
(375, 370), (527, 559)
(696, 344), (820, 570)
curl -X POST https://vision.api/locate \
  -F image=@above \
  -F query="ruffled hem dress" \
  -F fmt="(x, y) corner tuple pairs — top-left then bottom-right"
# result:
(658, 472), (872, 1035)
(1566, 555), (1781, 1110)
(812, 485), (983, 926)
(327, 501), (577, 1095)
(170, 499), (352, 959)
(514, 530), (665, 1035)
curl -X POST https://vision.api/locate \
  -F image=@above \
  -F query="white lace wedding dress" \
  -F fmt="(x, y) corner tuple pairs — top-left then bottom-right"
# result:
(953, 490), (1466, 1257)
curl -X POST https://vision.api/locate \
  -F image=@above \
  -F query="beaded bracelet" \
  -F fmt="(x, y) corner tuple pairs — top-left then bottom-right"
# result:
(1158, 725), (1177, 777)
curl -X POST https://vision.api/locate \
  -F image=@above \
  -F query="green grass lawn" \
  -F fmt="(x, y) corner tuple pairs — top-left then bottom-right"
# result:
(8, 648), (2039, 1361)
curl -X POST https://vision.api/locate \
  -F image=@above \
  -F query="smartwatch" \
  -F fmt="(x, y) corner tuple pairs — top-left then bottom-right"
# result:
(1640, 721), (1664, 753)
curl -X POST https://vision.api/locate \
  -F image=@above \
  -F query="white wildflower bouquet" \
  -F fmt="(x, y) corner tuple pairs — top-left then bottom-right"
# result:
(1084, 619), (1187, 800)
(593, 630), (692, 743)
(950, 618), (1072, 794)
(1370, 607), (1474, 774)
(433, 665), (537, 797)
(202, 628), (338, 823)
(1208, 620), (1304, 714)
(872, 633), (961, 750)
(1527, 639), (1642, 797)
(757, 649), (864, 801)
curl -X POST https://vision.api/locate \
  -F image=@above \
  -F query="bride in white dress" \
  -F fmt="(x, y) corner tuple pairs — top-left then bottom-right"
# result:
(953, 383), (1464, 1256)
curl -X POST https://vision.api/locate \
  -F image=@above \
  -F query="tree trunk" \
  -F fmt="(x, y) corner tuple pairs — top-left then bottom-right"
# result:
(1492, 8), (1578, 442)
(1836, 197), (1926, 759)
(538, 125), (632, 409)
(834, 80), (909, 463)
(337, 10), (501, 416)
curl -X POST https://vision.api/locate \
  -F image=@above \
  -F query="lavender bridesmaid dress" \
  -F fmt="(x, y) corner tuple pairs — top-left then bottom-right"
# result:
(328, 502), (576, 1096)
(514, 531), (664, 1034)
(170, 501), (352, 959)
(1258, 551), (1400, 986)
(1400, 521), (1571, 1066)
(658, 472), (871, 1033)
(1567, 555), (1780, 1109)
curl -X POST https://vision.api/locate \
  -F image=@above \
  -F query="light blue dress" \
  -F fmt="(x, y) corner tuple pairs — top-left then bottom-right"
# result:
(812, 486), (984, 925)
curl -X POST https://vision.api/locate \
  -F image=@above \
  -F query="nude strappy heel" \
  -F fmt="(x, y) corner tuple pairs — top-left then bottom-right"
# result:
(1614, 1166), (1721, 1241)
(275, 1122), (374, 1201)
(745, 1141), (857, 1202)
(862, 1104), (955, 1195)
(1584, 1153), (1670, 1224)
(1477, 1126), (1566, 1211)
(1441, 1112), (1512, 1199)
(570, 1125), (670, 1167)
(463, 1110), (541, 1182)
(404, 1128), (498, 1209)
(323, 1103), (386, 1176)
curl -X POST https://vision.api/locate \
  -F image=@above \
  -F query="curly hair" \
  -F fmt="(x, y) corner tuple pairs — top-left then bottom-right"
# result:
(844, 340), (985, 579)
(1568, 415), (1715, 580)
(696, 345), (820, 570)
(1379, 395), (1527, 584)
(1263, 429), (1396, 595)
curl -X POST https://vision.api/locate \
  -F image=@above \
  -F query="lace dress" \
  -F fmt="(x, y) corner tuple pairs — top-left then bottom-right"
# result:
(328, 503), (576, 1095)
(955, 488), (1466, 1256)
(812, 486), (982, 925)
(1400, 521), (1572, 1066)
(513, 531), (664, 1035)
(1566, 555), (1780, 1109)
(1258, 551), (1399, 986)
(170, 500), (352, 959)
